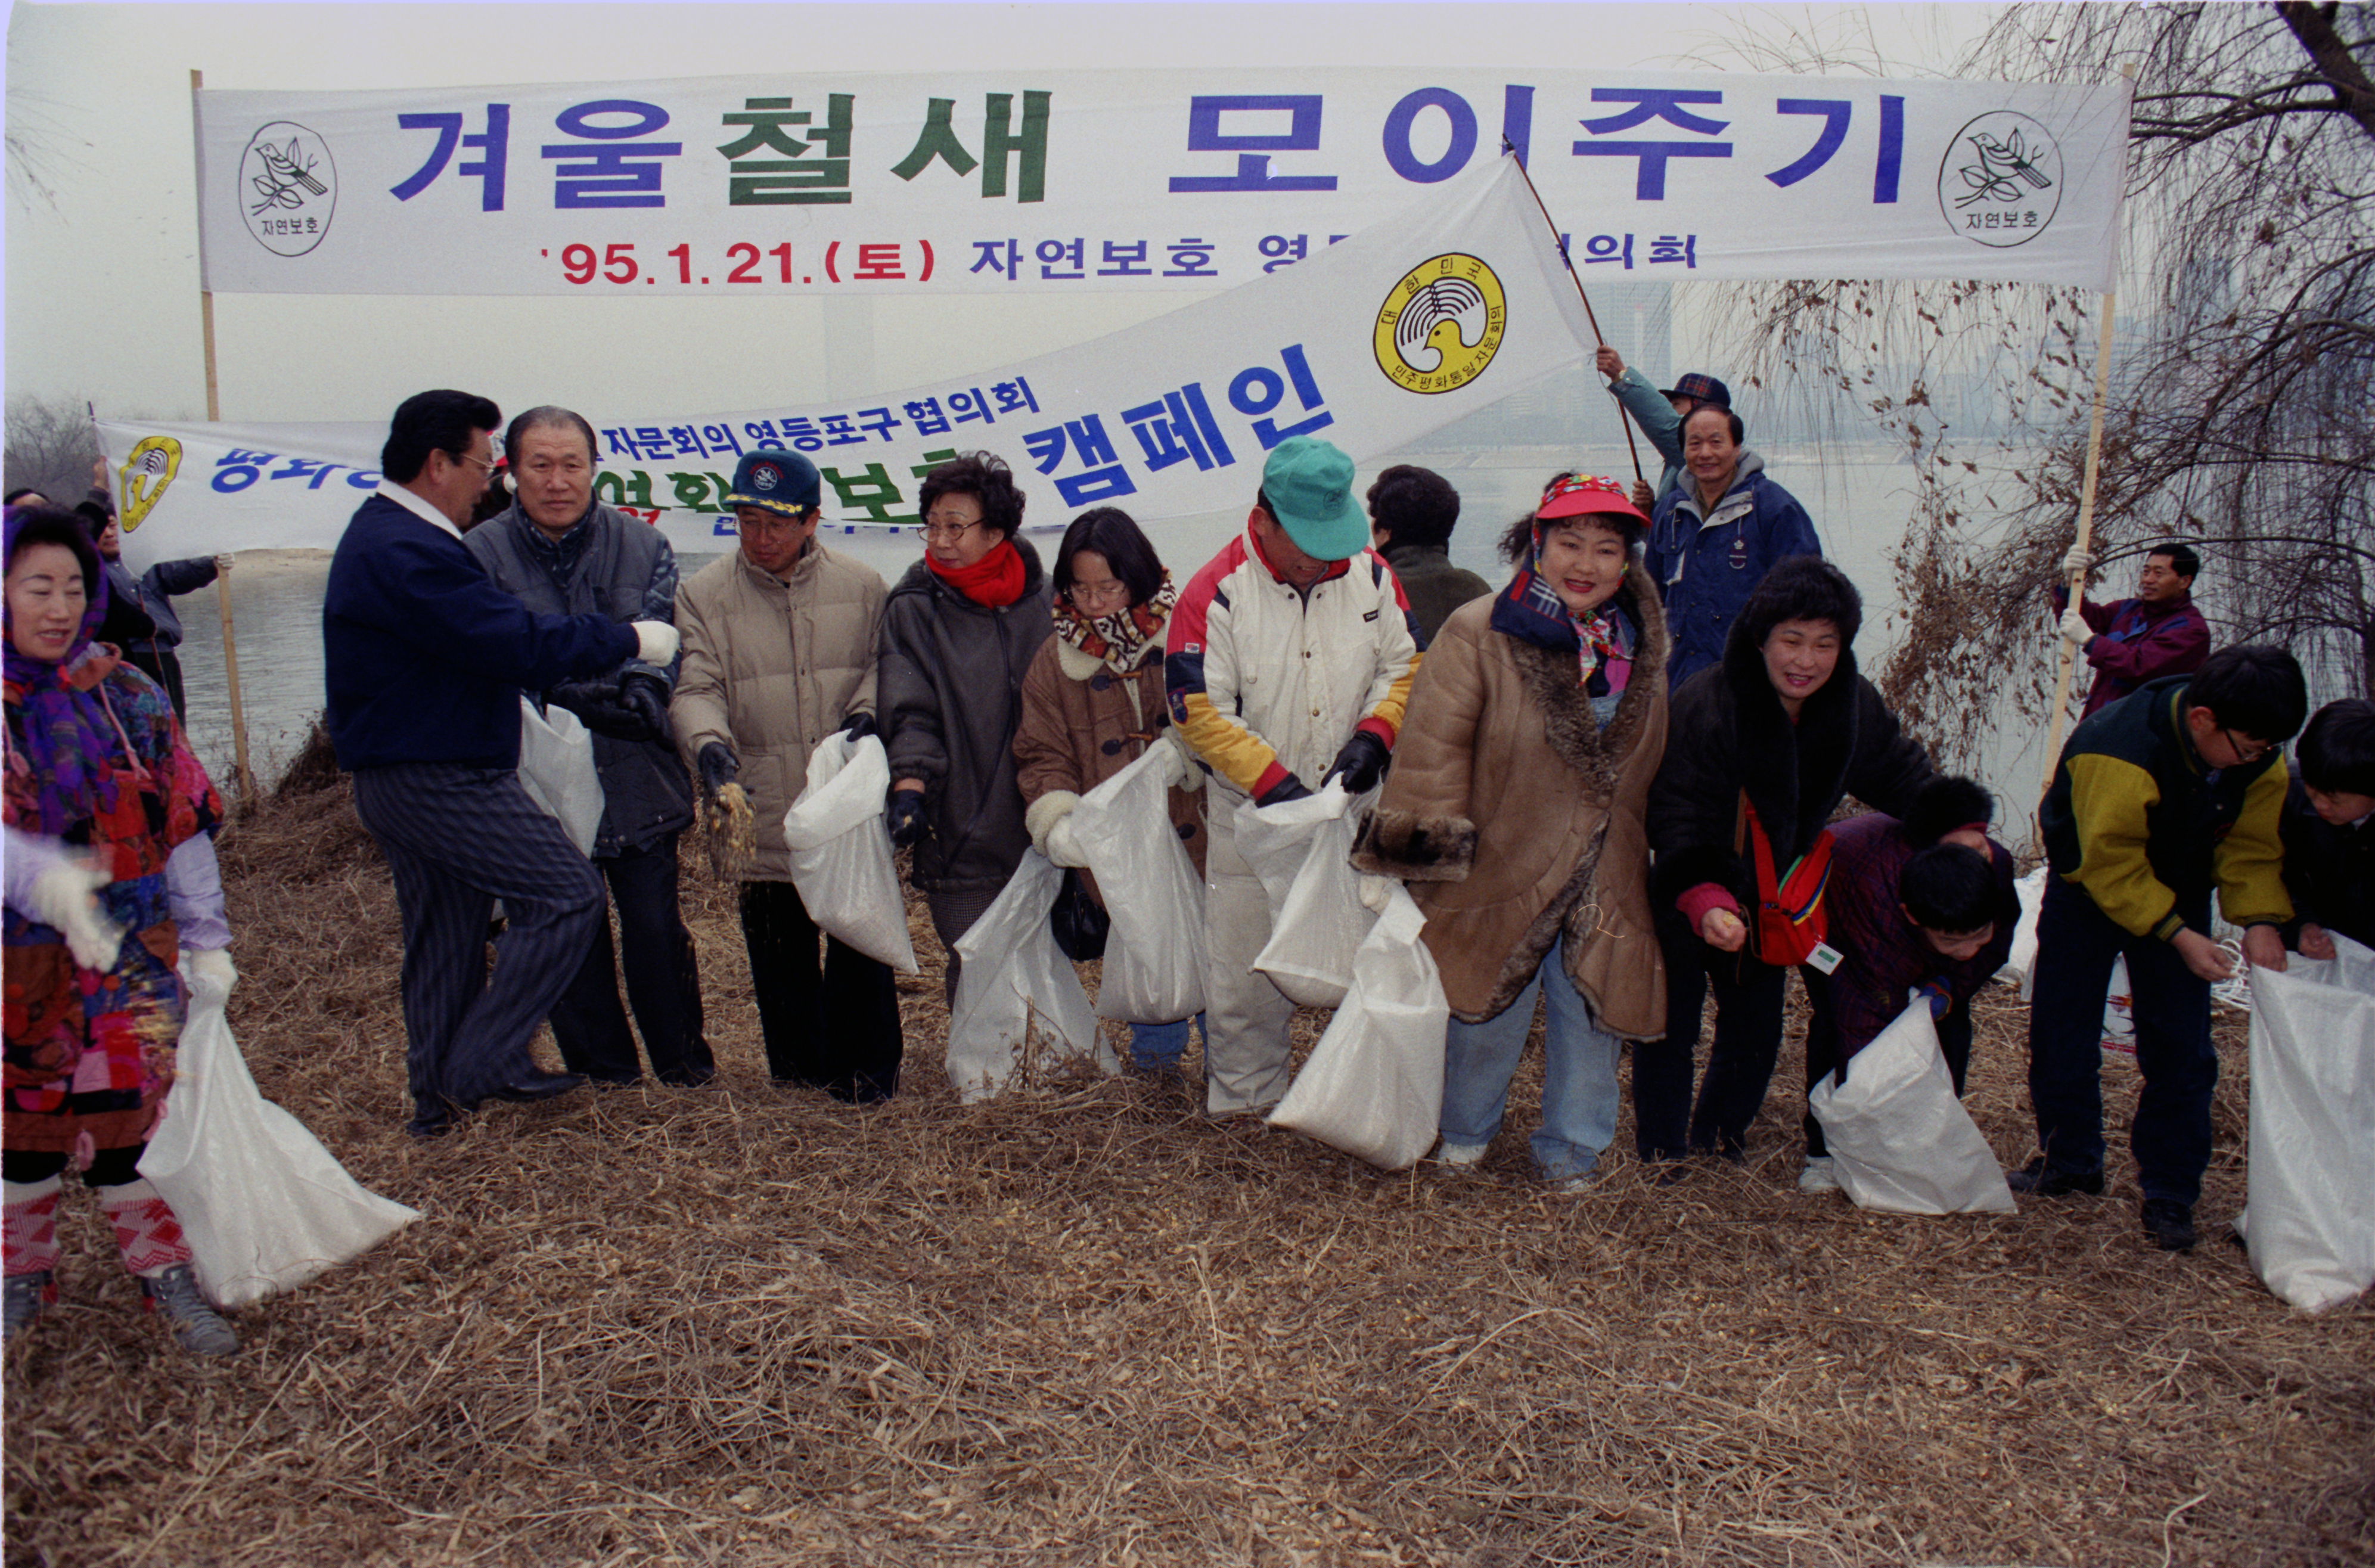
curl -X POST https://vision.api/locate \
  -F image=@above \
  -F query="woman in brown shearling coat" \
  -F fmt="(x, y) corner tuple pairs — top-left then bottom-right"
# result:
(1013, 507), (1207, 1073)
(1352, 476), (1668, 1188)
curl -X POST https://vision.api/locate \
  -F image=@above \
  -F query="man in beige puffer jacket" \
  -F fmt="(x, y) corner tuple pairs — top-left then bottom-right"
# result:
(671, 450), (902, 1101)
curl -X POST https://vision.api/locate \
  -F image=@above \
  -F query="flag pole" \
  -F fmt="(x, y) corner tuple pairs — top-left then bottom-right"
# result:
(1499, 141), (1647, 488)
(189, 66), (256, 810)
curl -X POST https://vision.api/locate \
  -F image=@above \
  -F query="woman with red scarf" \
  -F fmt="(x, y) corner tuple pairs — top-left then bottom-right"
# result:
(878, 454), (1055, 1001)
(2, 507), (238, 1353)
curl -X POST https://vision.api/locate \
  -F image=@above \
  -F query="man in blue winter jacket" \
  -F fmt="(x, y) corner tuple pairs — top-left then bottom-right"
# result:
(322, 389), (682, 1137)
(1644, 402), (1823, 688)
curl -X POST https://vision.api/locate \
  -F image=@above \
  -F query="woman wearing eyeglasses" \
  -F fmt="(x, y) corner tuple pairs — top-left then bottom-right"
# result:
(878, 452), (1055, 1002)
(1013, 507), (1207, 1076)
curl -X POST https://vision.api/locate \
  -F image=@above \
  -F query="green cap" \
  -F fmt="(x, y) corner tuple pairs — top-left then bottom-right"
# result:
(1260, 437), (1367, 561)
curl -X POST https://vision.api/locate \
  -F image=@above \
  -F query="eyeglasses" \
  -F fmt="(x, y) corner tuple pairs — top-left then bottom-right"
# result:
(2220, 727), (2273, 763)
(457, 451), (499, 476)
(1068, 579), (1132, 609)
(911, 510), (982, 543)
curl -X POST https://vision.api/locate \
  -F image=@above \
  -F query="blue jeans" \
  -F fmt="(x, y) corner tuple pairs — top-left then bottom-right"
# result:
(1129, 1014), (1204, 1072)
(1440, 937), (1620, 1181)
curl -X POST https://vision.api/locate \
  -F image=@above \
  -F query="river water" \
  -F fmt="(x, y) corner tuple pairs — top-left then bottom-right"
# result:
(169, 448), (2063, 848)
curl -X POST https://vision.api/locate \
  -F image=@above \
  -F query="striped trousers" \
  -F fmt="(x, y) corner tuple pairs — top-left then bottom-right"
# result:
(352, 762), (606, 1122)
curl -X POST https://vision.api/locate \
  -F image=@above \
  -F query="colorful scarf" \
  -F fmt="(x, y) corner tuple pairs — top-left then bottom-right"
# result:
(3, 506), (134, 837)
(1053, 571), (1178, 675)
(926, 536), (1027, 607)
(1486, 527), (1637, 697)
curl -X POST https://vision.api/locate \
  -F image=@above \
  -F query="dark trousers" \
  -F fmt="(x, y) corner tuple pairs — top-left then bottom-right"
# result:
(1800, 970), (1974, 1158)
(353, 763), (606, 1122)
(739, 880), (904, 1103)
(4, 1145), (144, 1186)
(2027, 876), (2216, 1206)
(1634, 898), (1790, 1159)
(547, 834), (713, 1086)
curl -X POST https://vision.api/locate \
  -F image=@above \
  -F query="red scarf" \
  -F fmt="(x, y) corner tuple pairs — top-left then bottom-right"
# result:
(927, 538), (1027, 607)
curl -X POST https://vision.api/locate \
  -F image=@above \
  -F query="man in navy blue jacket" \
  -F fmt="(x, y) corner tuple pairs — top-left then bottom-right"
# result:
(324, 390), (681, 1137)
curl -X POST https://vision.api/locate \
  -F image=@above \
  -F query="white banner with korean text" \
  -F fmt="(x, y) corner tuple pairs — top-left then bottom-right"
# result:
(106, 155), (1586, 569)
(195, 66), (2130, 297)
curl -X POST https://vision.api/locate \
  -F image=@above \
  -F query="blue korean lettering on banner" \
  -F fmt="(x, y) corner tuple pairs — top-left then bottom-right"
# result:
(390, 104), (511, 210)
(1023, 415), (1137, 506)
(1122, 386), (1234, 473)
(1170, 97), (1338, 192)
(1227, 344), (1331, 448)
(1381, 89), (1478, 184)
(212, 451), (275, 492)
(1571, 88), (1733, 200)
(544, 100), (684, 209)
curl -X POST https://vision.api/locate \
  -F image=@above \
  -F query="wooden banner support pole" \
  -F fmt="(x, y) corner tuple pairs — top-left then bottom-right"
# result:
(2041, 288), (2119, 787)
(190, 67), (256, 809)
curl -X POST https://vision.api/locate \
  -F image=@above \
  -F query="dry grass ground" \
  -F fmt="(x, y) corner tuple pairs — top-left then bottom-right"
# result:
(5, 779), (2371, 1567)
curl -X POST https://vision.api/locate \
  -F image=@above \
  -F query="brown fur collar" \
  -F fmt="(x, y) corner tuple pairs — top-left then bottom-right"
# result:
(1502, 563), (1669, 793)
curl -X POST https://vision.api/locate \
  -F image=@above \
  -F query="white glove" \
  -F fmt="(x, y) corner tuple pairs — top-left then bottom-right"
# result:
(2060, 545), (2095, 579)
(26, 860), (123, 970)
(2059, 606), (2093, 648)
(1158, 735), (1203, 792)
(631, 621), (680, 665)
(1358, 874), (1397, 913)
(179, 947), (237, 995)
(1045, 812), (1091, 870)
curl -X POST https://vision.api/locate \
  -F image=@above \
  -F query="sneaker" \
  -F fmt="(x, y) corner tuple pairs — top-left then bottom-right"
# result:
(1544, 1168), (1601, 1196)
(1437, 1141), (1489, 1167)
(139, 1265), (240, 1356)
(3, 1271), (55, 1342)
(1797, 1156), (1841, 1194)
(2141, 1199), (2197, 1252)
(2005, 1158), (2106, 1197)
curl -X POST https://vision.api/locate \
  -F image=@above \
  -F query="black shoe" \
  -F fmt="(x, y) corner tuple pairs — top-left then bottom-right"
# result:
(2141, 1199), (2197, 1252)
(406, 1100), (458, 1139)
(479, 1070), (588, 1106)
(2007, 1158), (2105, 1197)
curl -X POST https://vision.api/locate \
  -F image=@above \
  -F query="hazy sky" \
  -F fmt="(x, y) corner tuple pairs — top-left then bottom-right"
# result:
(4, 2), (1998, 427)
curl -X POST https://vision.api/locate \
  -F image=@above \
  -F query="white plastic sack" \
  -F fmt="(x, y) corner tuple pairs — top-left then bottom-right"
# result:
(138, 960), (419, 1309)
(517, 696), (604, 856)
(1068, 745), (1206, 1023)
(780, 732), (919, 973)
(1268, 884), (1447, 1170)
(1233, 780), (1379, 1008)
(2236, 934), (2375, 1312)
(1808, 999), (2016, 1215)
(946, 850), (1114, 1102)
(2003, 866), (2048, 1001)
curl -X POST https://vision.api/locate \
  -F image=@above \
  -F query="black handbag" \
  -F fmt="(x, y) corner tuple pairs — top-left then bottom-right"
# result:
(1049, 868), (1110, 961)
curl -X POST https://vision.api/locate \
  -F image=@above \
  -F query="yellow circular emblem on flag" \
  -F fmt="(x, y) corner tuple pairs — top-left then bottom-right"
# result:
(1374, 253), (1506, 395)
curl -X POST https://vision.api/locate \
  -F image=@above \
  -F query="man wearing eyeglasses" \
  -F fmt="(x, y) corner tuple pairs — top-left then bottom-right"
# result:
(325, 390), (683, 1137)
(671, 449), (902, 1102)
(464, 405), (713, 1091)
(2019, 644), (2308, 1253)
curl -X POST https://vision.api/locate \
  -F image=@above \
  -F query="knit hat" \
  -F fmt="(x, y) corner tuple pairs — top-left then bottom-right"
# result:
(1259, 437), (1367, 561)
(724, 450), (821, 516)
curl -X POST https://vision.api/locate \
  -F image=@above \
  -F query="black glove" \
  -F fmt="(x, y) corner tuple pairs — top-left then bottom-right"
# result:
(697, 741), (739, 800)
(842, 710), (878, 741)
(619, 672), (672, 745)
(886, 787), (929, 848)
(1254, 772), (1313, 808)
(547, 678), (652, 743)
(1322, 732), (1391, 794)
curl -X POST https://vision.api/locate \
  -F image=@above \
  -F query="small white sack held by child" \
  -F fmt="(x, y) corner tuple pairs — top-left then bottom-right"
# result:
(2236, 933), (2375, 1313)
(780, 732), (919, 973)
(1269, 884), (1446, 1170)
(946, 849), (1113, 1101)
(2001, 866), (2049, 1001)
(139, 956), (418, 1309)
(516, 696), (604, 856)
(1067, 744), (1206, 1023)
(1233, 780), (1379, 1008)
(1808, 999), (2016, 1215)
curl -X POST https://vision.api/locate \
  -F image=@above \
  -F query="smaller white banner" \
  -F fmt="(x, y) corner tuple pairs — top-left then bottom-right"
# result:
(106, 154), (1588, 570)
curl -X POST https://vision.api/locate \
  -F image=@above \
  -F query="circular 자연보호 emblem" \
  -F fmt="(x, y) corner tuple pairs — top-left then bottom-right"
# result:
(1374, 253), (1505, 395)
(1936, 110), (2063, 249)
(238, 120), (338, 257)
